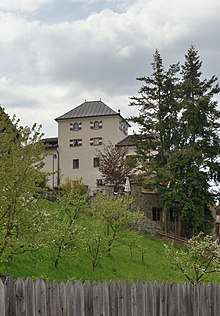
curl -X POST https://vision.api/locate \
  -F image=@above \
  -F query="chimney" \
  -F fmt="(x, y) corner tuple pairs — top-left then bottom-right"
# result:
(118, 109), (121, 114)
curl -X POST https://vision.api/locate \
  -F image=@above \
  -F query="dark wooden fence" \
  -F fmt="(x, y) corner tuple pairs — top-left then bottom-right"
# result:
(157, 231), (188, 246)
(0, 277), (220, 315)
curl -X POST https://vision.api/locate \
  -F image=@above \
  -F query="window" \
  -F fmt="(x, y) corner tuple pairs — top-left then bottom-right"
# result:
(93, 157), (100, 168)
(152, 207), (163, 221)
(94, 121), (99, 129)
(73, 159), (79, 169)
(73, 123), (79, 131)
(70, 122), (82, 131)
(119, 122), (128, 135)
(90, 120), (102, 129)
(96, 179), (104, 187)
(90, 137), (102, 146)
(94, 138), (100, 145)
(69, 139), (82, 147)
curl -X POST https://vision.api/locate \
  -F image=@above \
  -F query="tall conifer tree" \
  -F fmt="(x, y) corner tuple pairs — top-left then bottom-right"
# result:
(129, 49), (179, 188)
(130, 47), (220, 237)
(164, 47), (220, 236)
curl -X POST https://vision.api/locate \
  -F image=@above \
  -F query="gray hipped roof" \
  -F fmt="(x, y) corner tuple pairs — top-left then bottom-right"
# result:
(55, 100), (120, 121)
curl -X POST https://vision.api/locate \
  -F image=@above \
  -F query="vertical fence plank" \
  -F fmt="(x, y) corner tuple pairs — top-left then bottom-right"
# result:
(117, 281), (122, 316)
(215, 283), (220, 316)
(177, 282), (185, 316)
(145, 281), (153, 316)
(136, 280), (145, 316)
(93, 281), (103, 316)
(66, 280), (75, 316)
(75, 280), (85, 316)
(169, 283), (177, 316)
(117, 281), (130, 316)
(58, 281), (67, 316)
(207, 282), (215, 316)
(193, 283), (199, 316)
(109, 280), (118, 316)
(200, 282), (208, 316)
(124, 280), (132, 316)
(25, 278), (35, 316)
(181, 282), (188, 316)
(84, 280), (93, 316)
(102, 281), (110, 316)
(153, 281), (160, 316)
(185, 282), (192, 316)
(130, 281), (137, 316)
(0, 279), (5, 316)
(35, 279), (47, 316)
(45, 280), (54, 316)
(5, 276), (16, 316)
(16, 278), (25, 316)
(160, 282), (168, 316)
(52, 280), (59, 316)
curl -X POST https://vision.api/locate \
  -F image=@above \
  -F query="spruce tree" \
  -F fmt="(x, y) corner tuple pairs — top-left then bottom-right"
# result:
(130, 47), (220, 237)
(164, 47), (220, 236)
(129, 49), (179, 189)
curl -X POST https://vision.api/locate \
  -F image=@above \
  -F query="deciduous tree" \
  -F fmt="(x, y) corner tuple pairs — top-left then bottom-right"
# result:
(0, 108), (47, 260)
(165, 232), (220, 283)
(96, 142), (133, 193)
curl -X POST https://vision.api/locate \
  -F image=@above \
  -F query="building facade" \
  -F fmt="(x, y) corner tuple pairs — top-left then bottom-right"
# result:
(43, 100), (130, 193)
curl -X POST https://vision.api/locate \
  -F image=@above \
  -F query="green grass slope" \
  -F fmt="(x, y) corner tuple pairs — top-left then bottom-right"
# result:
(0, 234), (187, 283)
(1, 230), (219, 283)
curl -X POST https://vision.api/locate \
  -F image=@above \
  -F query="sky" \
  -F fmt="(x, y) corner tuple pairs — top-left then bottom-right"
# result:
(0, 0), (220, 137)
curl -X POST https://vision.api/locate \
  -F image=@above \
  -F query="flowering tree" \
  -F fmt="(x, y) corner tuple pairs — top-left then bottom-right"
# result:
(96, 142), (133, 192)
(165, 232), (220, 282)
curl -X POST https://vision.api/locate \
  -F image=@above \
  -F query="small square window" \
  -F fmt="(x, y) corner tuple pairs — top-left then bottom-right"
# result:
(73, 159), (79, 169)
(94, 157), (100, 168)
(93, 138), (100, 145)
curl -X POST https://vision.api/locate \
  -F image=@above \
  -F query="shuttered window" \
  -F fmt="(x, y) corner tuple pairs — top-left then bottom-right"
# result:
(90, 137), (102, 146)
(70, 122), (82, 131)
(90, 121), (103, 129)
(69, 139), (82, 147)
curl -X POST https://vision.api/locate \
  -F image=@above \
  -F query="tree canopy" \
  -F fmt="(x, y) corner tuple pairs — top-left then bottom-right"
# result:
(96, 142), (133, 193)
(0, 108), (48, 260)
(129, 46), (220, 237)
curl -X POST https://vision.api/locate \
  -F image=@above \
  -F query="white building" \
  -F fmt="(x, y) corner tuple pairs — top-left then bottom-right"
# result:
(43, 100), (133, 193)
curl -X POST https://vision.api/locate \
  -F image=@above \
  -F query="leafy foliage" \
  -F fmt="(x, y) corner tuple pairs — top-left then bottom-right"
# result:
(129, 47), (220, 237)
(42, 180), (89, 268)
(91, 193), (143, 257)
(61, 177), (89, 196)
(0, 108), (47, 260)
(96, 142), (133, 192)
(165, 232), (220, 283)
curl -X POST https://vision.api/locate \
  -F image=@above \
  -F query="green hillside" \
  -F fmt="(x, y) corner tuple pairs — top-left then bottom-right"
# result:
(0, 233), (199, 283)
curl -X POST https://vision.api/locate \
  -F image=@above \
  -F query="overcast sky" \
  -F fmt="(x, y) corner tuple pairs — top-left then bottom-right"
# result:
(0, 0), (219, 137)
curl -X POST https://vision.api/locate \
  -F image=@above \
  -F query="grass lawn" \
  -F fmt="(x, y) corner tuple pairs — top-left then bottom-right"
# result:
(0, 233), (195, 283)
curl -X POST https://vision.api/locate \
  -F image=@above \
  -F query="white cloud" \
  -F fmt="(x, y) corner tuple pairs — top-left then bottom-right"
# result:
(0, 0), (220, 136)
(0, 0), (54, 12)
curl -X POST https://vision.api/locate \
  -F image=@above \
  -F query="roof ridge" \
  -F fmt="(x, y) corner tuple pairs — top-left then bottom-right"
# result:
(55, 100), (118, 121)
